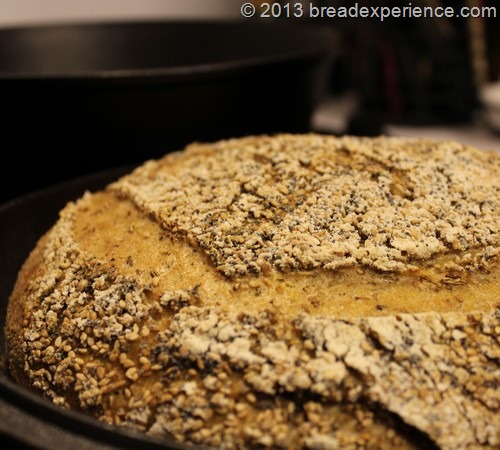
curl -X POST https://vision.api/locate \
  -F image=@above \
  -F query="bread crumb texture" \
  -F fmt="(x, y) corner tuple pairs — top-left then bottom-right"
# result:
(6, 134), (500, 450)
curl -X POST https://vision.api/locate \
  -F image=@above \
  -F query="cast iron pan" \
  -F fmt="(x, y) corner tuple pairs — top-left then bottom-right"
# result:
(0, 21), (336, 203)
(0, 20), (335, 448)
(0, 166), (212, 449)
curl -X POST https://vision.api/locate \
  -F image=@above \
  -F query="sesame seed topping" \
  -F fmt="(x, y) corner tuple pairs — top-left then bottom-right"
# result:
(6, 134), (499, 450)
(112, 135), (499, 277)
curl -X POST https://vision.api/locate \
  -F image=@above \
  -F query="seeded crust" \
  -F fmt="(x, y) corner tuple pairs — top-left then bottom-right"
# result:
(5, 134), (500, 449)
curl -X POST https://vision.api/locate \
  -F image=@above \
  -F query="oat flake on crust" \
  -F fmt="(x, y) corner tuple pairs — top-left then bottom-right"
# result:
(10, 134), (500, 450)
(20, 211), (500, 448)
(111, 134), (499, 277)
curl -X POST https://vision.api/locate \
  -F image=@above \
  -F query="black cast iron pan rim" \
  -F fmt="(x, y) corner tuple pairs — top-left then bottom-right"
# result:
(0, 373), (200, 450)
(0, 20), (336, 82)
(0, 163), (135, 216)
(0, 166), (208, 449)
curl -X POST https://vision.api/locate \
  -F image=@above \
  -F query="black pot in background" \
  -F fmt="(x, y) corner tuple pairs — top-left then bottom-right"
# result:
(0, 21), (336, 203)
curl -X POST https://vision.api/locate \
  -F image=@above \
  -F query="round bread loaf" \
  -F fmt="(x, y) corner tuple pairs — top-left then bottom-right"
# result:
(5, 134), (499, 449)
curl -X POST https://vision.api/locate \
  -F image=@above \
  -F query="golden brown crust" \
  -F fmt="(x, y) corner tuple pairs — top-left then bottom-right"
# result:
(112, 134), (498, 276)
(5, 134), (500, 449)
(5, 233), (50, 387)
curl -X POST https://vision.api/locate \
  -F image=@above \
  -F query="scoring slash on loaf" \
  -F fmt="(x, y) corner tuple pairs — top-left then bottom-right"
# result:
(5, 134), (500, 449)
